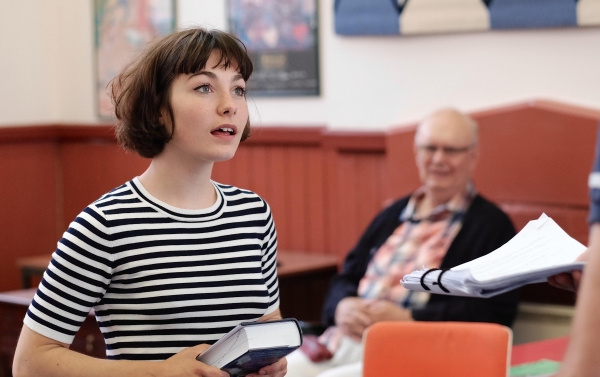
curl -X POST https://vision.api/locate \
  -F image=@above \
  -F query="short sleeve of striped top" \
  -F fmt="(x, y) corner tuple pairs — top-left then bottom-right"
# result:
(23, 178), (279, 361)
(590, 128), (600, 224)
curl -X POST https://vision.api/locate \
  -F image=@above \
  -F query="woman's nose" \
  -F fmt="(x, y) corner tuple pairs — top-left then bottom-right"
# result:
(218, 93), (237, 116)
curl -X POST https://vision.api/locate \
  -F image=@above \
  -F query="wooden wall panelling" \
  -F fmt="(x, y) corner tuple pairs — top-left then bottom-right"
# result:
(60, 142), (150, 229)
(322, 132), (388, 261)
(254, 129), (327, 255)
(323, 147), (341, 258)
(500, 203), (590, 246)
(306, 147), (326, 254)
(261, 146), (290, 250)
(473, 103), (599, 207)
(229, 145), (253, 189)
(332, 153), (360, 258)
(385, 125), (419, 202)
(211, 153), (235, 184)
(0, 141), (60, 291)
(259, 145), (295, 252)
(328, 152), (389, 260)
(0, 125), (151, 292)
(213, 127), (390, 262)
(246, 146), (270, 203)
(286, 146), (310, 251)
(213, 128), (328, 254)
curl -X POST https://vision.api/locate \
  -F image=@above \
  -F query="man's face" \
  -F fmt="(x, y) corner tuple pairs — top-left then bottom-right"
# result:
(413, 113), (478, 197)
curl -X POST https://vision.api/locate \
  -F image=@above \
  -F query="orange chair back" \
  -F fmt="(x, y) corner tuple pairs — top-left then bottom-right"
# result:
(363, 321), (512, 377)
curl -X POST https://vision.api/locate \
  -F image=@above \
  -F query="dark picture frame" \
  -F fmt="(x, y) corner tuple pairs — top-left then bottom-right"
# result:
(228, 0), (320, 97)
(94, 0), (176, 119)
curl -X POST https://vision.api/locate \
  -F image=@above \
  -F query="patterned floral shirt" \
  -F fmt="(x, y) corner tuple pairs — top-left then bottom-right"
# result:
(357, 184), (476, 309)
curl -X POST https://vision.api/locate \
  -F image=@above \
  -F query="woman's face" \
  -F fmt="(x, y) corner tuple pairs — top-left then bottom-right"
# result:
(162, 50), (249, 163)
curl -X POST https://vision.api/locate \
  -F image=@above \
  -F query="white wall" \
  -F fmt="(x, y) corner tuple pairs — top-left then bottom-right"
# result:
(0, 0), (95, 125)
(1, 0), (599, 130)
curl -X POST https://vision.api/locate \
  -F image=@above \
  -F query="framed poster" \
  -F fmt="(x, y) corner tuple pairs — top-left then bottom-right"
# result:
(94, 0), (175, 119)
(334, 0), (600, 36)
(228, 0), (320, 97)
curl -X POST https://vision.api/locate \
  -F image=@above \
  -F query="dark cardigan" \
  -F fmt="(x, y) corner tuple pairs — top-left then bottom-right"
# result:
(322, 194), (520, 328)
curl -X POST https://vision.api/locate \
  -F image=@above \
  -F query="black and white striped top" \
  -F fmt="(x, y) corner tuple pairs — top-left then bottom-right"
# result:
(24, 178), (279, 360)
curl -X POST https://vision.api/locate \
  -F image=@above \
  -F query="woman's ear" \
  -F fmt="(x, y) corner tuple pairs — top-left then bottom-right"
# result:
(158, 106), (175, 140)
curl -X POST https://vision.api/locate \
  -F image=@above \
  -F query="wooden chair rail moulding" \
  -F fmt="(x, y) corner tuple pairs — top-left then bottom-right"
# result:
(0, 124), (116, 143)
(242, 125), (386, 152)
(243, 126), (325, 146)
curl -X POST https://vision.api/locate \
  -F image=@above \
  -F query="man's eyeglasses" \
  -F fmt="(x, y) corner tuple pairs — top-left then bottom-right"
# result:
(416, 144), (475, 156)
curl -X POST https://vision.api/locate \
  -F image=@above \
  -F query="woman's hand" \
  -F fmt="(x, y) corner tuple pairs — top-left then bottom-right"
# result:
(12, 325), (229, 377)
(158, 344), (229, 377)
(246, 357), (287, 377)
(547, 249), (588, 292)
(548, 271), (584, 292)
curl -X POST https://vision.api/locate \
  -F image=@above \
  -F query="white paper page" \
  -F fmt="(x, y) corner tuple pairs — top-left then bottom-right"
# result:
(246, 321), (301, 349)
(451, 214), (586, 283)
(401, 268), (476, 296)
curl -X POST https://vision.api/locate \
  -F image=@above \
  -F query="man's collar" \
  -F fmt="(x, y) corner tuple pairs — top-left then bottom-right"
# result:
(400, 183), (476, 222)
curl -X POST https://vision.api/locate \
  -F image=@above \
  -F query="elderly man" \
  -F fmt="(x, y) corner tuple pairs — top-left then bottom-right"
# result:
(286, 108), (520, 377)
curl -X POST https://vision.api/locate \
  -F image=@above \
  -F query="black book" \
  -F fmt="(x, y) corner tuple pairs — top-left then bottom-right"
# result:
(196, 318), (303, 377)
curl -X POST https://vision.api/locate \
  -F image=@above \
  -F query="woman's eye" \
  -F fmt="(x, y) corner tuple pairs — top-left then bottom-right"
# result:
(194, 84), (211, 94)
(233, 87), (246, 97)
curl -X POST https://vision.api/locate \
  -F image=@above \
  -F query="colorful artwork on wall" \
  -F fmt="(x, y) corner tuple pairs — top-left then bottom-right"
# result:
(334, 0), (600, 36)
(228, 0), (320, 96)
(94, 0), (175, 119)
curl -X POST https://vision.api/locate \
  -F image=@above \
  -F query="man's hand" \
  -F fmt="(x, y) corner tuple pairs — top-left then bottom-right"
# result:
(335, 297), (373, 341)
(366, 300), (412, 323)
(548, 249), (588, 292)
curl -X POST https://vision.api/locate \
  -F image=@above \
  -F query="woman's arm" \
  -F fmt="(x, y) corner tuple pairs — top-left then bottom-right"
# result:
(555, 224), (600, 377)
(13, 326), (227, 377)
(258, 308), (282, 322)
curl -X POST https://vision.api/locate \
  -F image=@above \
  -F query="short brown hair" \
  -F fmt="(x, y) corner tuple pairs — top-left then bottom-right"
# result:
(111, 28), (253, 158)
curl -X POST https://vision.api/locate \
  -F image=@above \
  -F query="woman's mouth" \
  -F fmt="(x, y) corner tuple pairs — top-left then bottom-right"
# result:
(211, 127), (235, 136)
(211, 125), (238, 137)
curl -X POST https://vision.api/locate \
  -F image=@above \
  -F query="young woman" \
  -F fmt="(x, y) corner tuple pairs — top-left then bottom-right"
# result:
(13, 28), (286, 377)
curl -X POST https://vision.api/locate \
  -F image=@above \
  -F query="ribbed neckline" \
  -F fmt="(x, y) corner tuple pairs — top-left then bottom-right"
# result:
(128, 177), (226, 222)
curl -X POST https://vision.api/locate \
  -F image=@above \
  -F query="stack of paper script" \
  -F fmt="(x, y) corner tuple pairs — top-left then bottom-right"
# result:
(401, 214), (586, 298)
